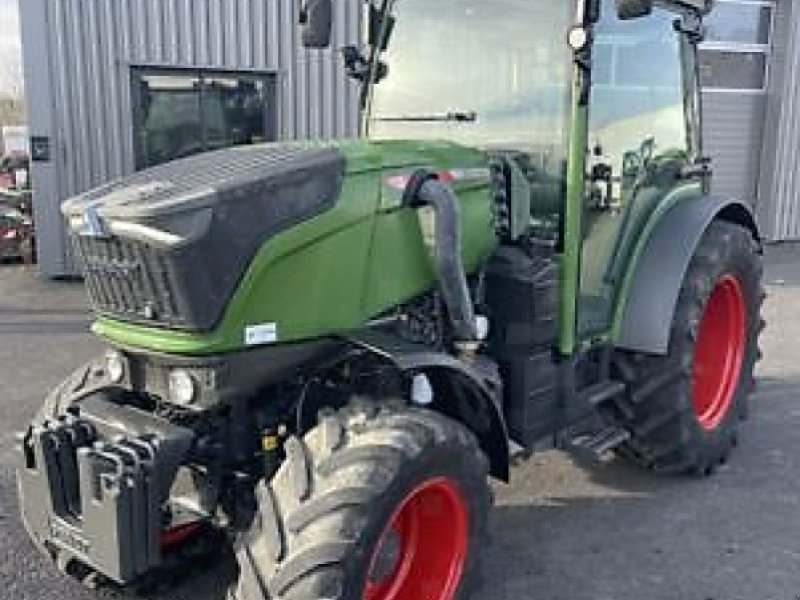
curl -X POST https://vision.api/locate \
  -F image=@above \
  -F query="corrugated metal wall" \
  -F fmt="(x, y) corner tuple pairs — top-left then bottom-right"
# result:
(703, 93), (766, 203)
(700, 0), (775, 209)
(758, 1), (800, 240)
(20, 0), (362, 276)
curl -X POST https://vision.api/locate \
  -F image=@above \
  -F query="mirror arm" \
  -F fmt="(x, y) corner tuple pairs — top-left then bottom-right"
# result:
(673, 12), (706, 43)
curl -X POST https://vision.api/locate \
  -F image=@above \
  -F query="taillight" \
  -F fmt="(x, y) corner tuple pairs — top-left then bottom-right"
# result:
(2, 230), (16, 240)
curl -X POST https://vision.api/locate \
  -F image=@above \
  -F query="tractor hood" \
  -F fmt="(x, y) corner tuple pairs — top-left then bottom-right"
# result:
(62, 144), (347, 243)
(63, 138), (492, 349)
(63, 144), (347, 331)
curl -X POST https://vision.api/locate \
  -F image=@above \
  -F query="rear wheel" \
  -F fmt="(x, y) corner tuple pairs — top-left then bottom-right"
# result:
(611, 221), (764, 475)
(230, 399), (490, 600)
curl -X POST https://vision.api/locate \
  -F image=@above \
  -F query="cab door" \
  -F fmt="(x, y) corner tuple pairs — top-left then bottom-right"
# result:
(577, 0), (697, 338)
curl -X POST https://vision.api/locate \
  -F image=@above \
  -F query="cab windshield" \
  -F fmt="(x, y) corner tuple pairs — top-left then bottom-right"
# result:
(367, 0), (575, 178)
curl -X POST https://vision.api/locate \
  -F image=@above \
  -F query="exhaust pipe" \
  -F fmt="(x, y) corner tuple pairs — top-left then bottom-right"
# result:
(403, 170), (478, 344)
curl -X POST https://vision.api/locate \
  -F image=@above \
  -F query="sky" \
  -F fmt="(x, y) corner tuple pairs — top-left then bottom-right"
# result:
(0, 0), (23, 97)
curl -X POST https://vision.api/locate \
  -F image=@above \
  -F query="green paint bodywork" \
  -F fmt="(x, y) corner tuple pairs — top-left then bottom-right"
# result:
(94, 140), (497, 355)
(558, 66), (590, 356)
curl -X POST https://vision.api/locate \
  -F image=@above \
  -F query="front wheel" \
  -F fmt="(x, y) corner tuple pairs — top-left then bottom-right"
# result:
(611, 220), (764, 475)
(230, 399), (490, 600)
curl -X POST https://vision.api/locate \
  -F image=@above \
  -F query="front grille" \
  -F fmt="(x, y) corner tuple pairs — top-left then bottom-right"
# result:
(73, 235), (187, 328)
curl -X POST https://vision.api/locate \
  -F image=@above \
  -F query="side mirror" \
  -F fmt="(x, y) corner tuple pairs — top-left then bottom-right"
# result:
(300, 0), (333, 49)
(584, 0), (601, 24)
(616, 0), (653, 20)
(368, 5), (396, 51)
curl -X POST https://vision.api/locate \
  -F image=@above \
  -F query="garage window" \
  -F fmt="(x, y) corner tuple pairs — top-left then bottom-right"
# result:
(699, 50), (767, 90)
(699, 0), (774, 92)
(131, 68), (278, 169)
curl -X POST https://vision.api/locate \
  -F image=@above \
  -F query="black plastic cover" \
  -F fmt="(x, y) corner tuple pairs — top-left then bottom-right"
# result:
(484, 245), (559, 353)
(501, 350), (560, 445)
(484, 246), (561, 446)
(62, 145), (346, 331)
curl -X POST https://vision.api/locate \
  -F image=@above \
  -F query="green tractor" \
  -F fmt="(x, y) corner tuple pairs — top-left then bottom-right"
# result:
(17, 0), (764, 598)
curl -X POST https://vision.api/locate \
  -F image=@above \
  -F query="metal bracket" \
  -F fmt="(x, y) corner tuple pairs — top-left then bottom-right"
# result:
(674, 11), (706, 43)
(679, 156), (713, 180)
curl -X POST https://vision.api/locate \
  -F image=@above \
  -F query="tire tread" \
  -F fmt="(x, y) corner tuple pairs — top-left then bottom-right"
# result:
(608, 220), (764, 475)
(231, 401), (490, 600)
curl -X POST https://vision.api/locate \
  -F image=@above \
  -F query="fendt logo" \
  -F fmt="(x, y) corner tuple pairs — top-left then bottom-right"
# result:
(78, 201), (110, 239)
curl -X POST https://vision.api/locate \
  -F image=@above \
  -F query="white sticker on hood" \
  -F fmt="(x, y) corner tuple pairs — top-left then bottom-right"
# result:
(245, 323), (278, 346)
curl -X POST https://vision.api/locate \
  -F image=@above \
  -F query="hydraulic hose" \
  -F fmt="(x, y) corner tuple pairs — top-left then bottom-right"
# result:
(404, 171), (478, 343)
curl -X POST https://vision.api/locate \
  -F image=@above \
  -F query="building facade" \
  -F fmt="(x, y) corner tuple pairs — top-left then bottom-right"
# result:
(700, 0), (797, 241)
(19, 0), (362, 276)
(18, 0), (800, 276)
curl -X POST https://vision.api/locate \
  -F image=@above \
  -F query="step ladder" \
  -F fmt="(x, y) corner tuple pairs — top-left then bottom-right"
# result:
(561, 380), (631, 462)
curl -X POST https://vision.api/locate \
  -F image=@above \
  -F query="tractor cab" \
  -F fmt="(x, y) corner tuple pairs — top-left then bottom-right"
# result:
(354, 0), (712, 352)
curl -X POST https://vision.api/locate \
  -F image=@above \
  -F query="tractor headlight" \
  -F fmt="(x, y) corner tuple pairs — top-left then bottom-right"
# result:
(106, 351), (126, 383)
(168, 369), (197, 406)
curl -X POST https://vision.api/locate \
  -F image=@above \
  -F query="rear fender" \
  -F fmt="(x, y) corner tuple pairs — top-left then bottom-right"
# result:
(614, 195), (760, 354)
(345, 330), (510, 481)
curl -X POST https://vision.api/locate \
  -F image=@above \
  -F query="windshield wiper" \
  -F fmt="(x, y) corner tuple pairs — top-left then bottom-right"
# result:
(372, 111), (478, 123)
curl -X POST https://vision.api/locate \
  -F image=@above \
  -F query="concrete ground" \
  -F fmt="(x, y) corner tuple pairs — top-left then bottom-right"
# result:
(1, 245), (799, 600)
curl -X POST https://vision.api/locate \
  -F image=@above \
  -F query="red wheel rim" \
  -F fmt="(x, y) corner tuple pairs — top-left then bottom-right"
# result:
(692, 275), (747, 431)
(363, 477), (468, 600)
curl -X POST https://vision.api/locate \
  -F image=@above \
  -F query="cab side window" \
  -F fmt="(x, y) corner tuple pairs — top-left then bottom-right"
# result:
(589, 6), (689, 198)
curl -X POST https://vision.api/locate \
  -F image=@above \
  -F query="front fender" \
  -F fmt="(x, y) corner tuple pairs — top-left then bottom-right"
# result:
(344, 329), (510, 481)
(614, 195), (760, 354)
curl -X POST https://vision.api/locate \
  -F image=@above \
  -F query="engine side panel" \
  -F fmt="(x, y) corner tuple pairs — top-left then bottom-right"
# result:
(361, 169), (497, 318)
